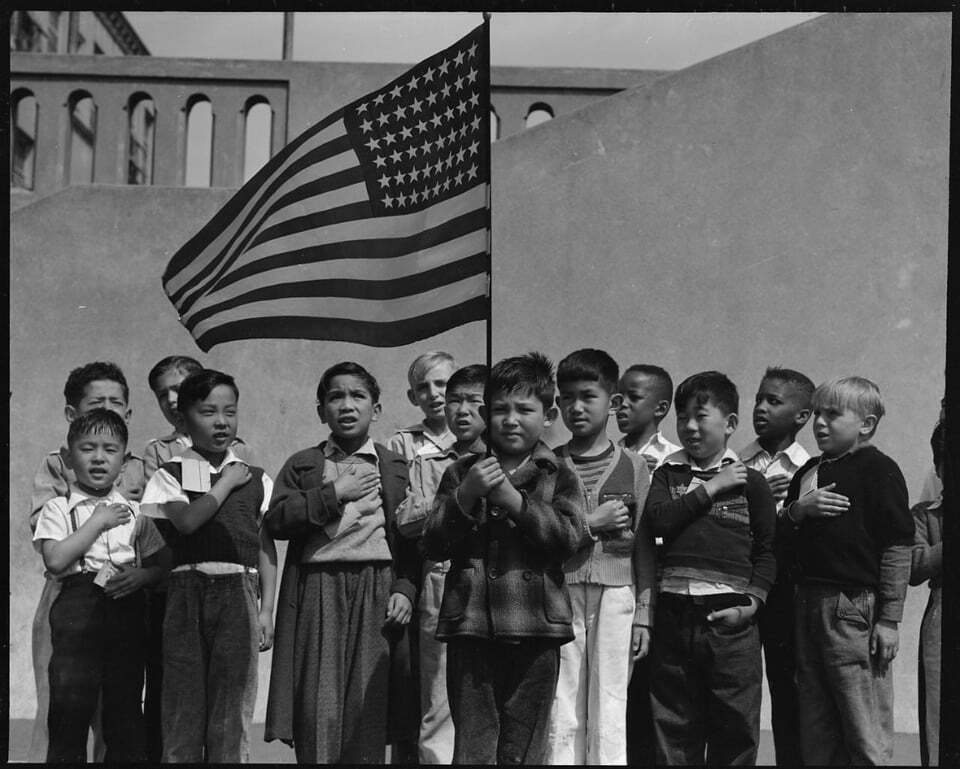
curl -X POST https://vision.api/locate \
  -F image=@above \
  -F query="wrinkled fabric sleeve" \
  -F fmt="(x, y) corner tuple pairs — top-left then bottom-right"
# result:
(30, 453), (70, 532)
(745, 471), (777, 605)
(909, 505), (942, 586)
(508, 463), (582, 562)
(263, 451), (340, 541)
(631, 458), (655, 626)
(422, 459), (477, 561)
(643, 465), (712, 538)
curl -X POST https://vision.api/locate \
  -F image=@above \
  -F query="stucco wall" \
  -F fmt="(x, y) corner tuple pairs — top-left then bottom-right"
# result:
(9, 12), (948, 734)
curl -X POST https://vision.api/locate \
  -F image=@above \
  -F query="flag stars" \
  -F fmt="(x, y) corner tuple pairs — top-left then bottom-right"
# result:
(454, 50), (465, 67)
(470, 115), (481, 131)
(425, 91), (438, 107)
(405, 146), (418, 160)
(469, 92), (480, 108)
(468, 42), (477, 58)
(359, 117), (374, 133)
(455, 76), (465, 91)
(438, 58), (450, 75)
(454, 170), (464, 185)
(389, 84), (403, 100)
(416, 119), (429, 134)
(390, 149), (403, 163)
(430, 113), (443, 129)
(406, 74), (420, 91)
(393, 171), (406, 186)
(444, 106), (456, 122)
(373, 93), (386, 106)
(456, 147), (466, 163)
(373, 155), (387, 168)
(457, 100), (469, 115)
(468, 140), (479, 156)
(383, 193), (395, 208)
(378, 174), (392, 189)
(423, 66), (435, 82)
(410, 97), (424, 114)
(466, 163), (478, 180)
(465, 68), (478, 85)
(365, 137), (381, 151)
(442, 177), (451, 191)
(409, 166), (422, 182)
(440, 82), (452, 99)
(383, 131), (397, 146)
(400, 125), (413, 140)
(393, 104), (407, 121)
(357, 101), (369, 113)
(377, 112), (390, 127)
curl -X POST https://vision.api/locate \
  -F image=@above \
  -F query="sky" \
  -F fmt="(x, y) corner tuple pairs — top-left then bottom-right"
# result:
(125, 12), (823, 71)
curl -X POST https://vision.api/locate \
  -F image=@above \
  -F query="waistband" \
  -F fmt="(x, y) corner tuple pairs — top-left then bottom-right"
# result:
(172, 562), (258, 576)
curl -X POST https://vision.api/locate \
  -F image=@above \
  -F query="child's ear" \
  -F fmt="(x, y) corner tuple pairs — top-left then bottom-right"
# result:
(544, 405), (559, 427)
(64, 405), (78, 423)
(859, 414), (878, 437)
(316, 404), (328, 424)
(406, 389), (418, 407)
(654, 400), (671, 420)
(609, 393), (624, 412)
(794, 407), (812, 428)
(371, 402), (382, 422)
(725, 412), (739, 435)
(124, 407), (132, 424)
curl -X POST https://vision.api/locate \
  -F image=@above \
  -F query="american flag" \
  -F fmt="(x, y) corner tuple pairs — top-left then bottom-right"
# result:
(163, 22), (490, 351)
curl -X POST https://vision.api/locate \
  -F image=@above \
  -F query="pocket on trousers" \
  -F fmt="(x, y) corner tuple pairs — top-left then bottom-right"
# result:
(826, 591), (874, 666)
(438, 567), (475, 622)
(836, 590), (874, 630)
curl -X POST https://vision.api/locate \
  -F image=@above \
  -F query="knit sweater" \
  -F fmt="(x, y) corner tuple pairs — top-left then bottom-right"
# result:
(555, 443), (655, 626)
(779, 445), (914, 621)
(645, 458), (777, 604)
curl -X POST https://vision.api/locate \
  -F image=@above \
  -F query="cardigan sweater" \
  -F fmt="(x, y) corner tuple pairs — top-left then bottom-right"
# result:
(555, 443), (655, 626)
(644, 458), (777, 604)
(779, 446), (914, 621)
(422, 441), (582, 642)
(263, 442), (416, 745)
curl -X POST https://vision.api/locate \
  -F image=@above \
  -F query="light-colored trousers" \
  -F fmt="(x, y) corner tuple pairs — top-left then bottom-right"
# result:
(29, 577), (107, 762)
(547, 582), (636, 765)
(419, 561), (455, 765)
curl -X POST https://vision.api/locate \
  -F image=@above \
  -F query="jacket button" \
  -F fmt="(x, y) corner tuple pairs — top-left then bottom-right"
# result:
(522, 570), (532, 581)
(488, 568), (499, 579)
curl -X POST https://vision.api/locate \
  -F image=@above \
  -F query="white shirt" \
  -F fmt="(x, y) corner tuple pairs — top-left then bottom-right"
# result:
(659, 447), (741, 596)
(141, 447), (273, 520)
(739, 439), (811, 512)
(33, 487), (164, 577)
(620, 431), (682, 469)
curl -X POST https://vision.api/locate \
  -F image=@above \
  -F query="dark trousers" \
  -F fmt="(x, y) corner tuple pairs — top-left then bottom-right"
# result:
(446, 638), (560, 765)
(626, 654), (656, 765)
(47, 574), (147, 763)
(143, 590), (165, 763)
(758, 581), (801, 766)
(650, 594), (761, 766)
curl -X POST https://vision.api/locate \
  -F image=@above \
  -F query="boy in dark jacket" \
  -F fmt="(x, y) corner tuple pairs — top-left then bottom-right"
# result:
(644, 371), (776, 766)
(423, 352), (582, 765)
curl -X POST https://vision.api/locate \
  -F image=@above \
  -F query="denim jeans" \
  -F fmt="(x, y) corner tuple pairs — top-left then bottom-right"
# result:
(162, 570), (259, 763)
(447, 637), (560, 765)
(795, 584), (894, 765)
(649, 594), (762, 766)
(47, 574), (146, 763)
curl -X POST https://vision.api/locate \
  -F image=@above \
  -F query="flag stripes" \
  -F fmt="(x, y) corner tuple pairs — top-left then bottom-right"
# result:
(163, 22), (491, 351)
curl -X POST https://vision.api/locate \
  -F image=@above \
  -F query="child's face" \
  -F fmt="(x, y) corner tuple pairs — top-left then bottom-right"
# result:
(444, 383), (486, 445)
(616, 372), (665, 436)
(66, 379), (131, 423)
(407, 361), (455, 423)
(320, 374), (381, 442)
(812, 403), (874, 457)
(676, 395), (737, 465)
(181, 384), (239, 455)
(66, 429), (126, 494)
(753, 378), (810, 441)
(557, 379), (612, 441)
(153, 367), (190, 430)
(487, 390), (555, 458)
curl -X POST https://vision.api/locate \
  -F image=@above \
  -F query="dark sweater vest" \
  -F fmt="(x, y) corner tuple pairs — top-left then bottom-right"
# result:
(158, 461), (264, 568)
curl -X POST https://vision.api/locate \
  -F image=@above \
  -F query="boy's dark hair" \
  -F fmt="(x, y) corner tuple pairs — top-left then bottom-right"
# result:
(556, 349), (619, 395)
(763, 367), (815, 407)
(67, 408), (128, 448)
(148, 355), (203, 392)
(486, 351), (555, 411)
(63, 362), (129, 408)
(447, 364), (489, 393)
(674, 370), (739, 416)
(622, 364), (674, 404)
(317, 362), (381, 404)
(931, 420), (945, 470)
(176, 369), (240, 414)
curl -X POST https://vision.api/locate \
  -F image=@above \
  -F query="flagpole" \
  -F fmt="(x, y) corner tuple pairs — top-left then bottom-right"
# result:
(483, 11), (492, 380)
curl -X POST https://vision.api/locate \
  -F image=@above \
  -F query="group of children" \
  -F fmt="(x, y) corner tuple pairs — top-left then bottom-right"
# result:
(25, 349), (941, 765)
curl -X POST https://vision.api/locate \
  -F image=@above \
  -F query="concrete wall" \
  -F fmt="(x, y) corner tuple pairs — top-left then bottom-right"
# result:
(9, 12), (948, 733)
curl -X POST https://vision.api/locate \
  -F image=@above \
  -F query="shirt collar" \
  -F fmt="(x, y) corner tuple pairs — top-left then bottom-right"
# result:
(169, 446), (241, 472)
(65, 486), (130, 512)
(665, 446), (740, 471)
(740, 439), (809, 467)
(323, 435), (379, 461)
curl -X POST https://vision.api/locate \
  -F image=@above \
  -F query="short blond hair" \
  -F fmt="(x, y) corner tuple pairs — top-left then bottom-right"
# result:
(812, 377), (885, 436)
(407, 351), (455, 389)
